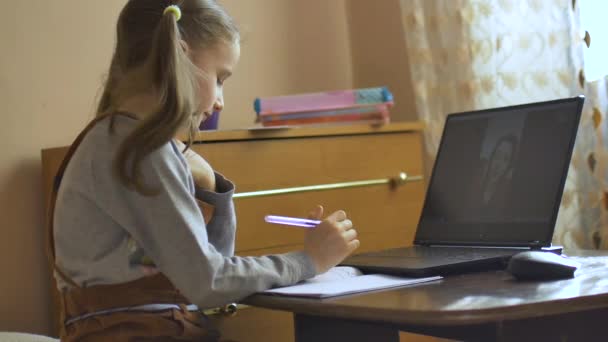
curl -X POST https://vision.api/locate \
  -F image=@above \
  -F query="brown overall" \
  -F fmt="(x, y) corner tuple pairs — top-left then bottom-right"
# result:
(47, 114), (223, 341)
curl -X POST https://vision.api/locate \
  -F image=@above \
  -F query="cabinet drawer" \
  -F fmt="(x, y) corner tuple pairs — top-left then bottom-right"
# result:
(193, 130), (425, 254)
(209, 307), (294, 342)
(232, 184), (424, 253)
(193, 131), (423, 191)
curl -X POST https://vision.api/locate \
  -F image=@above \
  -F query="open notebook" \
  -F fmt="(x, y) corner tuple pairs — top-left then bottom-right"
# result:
(262, 266), (442, 298)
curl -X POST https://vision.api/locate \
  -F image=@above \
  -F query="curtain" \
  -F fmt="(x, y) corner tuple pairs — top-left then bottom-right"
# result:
(568, 0), (608, 249)
(400, 0), (608, 249)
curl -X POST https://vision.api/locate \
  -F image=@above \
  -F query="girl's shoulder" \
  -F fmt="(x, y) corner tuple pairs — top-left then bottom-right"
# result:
(76, 115), (189, 185)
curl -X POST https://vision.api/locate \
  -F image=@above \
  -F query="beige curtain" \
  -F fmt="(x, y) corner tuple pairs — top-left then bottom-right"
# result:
(561, 0), (608, 249)
(570, 78), (608, 249)
(400, 0), (608, 249)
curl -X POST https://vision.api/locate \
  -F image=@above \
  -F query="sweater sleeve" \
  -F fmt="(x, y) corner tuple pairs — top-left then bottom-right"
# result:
(99, 144), (316, 309)
(194, 172), (236, 257)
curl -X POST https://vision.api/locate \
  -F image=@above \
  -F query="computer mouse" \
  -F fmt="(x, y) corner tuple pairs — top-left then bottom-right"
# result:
(507, 251), (580, 280)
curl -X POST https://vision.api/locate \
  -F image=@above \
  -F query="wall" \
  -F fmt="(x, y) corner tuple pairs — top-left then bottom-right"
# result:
(222, 0), (353, 129)
(347, 0), (417, 122)
(0, 0), (353, 335)
(0, 1), (125, 334)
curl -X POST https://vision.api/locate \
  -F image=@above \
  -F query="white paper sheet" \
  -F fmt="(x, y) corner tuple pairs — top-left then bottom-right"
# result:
(263, 273), (442, 298)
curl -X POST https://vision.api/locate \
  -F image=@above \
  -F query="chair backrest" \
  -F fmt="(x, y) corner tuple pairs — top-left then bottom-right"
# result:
(0, 333), (59, 342)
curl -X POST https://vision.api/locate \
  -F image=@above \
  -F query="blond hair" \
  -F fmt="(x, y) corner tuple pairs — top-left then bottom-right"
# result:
(98, 0), (239, 195)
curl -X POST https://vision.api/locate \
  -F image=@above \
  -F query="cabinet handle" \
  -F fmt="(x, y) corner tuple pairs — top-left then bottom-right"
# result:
(233, 172), (423, 199)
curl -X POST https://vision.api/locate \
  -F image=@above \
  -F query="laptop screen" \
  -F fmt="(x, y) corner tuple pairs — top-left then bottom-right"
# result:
(415, 97), (584, 247)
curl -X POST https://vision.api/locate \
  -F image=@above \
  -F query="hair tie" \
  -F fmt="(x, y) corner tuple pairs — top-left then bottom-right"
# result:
(163, 5), (182, 21)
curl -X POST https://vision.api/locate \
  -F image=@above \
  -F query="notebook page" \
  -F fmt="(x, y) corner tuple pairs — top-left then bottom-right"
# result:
(303, 266), (363, 284)
(263, 274), (442, 298)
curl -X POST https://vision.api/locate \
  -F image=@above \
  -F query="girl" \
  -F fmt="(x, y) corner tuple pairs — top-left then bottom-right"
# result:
(49, 1), (359, 341)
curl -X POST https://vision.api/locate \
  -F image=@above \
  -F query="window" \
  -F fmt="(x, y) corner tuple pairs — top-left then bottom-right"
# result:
(580, 0), (608, 81)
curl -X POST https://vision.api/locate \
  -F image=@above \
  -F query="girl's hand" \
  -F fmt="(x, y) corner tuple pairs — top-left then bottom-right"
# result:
(174, 139), (216, 192)
(303, 205), (360, 274)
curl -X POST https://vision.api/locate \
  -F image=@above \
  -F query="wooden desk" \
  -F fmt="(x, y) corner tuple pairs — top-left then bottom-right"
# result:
(244, 250), (608, 342)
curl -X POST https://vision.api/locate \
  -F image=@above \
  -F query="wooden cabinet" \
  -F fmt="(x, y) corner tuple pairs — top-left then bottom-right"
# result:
(41, 122), (427, 340)
(191, 123), (426, 257)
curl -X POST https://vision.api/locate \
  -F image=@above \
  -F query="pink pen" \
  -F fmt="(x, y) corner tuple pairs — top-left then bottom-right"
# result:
(264, 215), (321, 228)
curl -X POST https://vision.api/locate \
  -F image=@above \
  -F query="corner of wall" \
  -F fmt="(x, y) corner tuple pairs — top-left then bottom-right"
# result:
(345, 0), (418, 122)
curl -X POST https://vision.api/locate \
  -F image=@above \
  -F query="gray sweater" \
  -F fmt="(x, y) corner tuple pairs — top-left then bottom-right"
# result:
(54, 115), (316, 309)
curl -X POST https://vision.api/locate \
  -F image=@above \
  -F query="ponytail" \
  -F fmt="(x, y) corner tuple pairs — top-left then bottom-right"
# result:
(114, 6), (199, 195)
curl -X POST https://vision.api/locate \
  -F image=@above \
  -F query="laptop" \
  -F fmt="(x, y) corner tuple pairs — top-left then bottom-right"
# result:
(341, 96), (585, 277)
